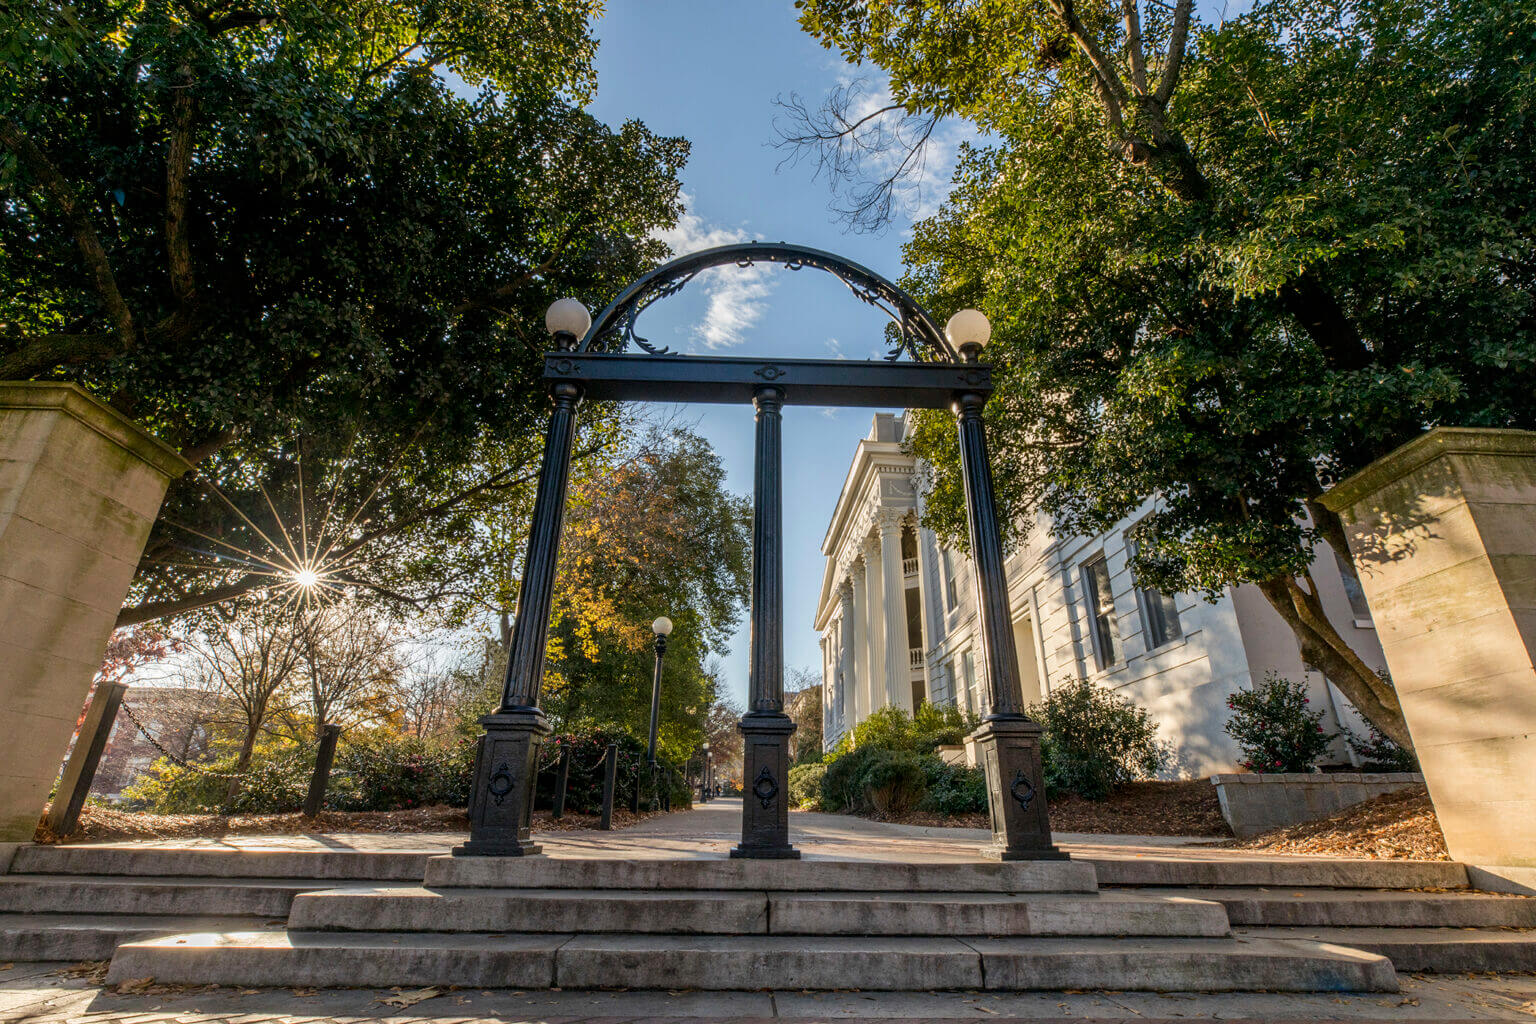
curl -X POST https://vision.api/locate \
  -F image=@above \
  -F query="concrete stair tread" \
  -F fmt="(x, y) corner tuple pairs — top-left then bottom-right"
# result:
(106, 929), (1397, 992)
(288, 885), (1229, 937)
(425, 855), (1099, 892)
(1238, 925), (1536, 973)
(1087, 856), (1468, 889)
(0, 913), (275, 962)
(9, 847), (431, 880)
(1137, 886), (1536, 928)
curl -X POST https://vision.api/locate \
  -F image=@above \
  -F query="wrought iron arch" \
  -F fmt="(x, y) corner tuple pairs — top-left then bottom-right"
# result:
(579, 241), (957, 362)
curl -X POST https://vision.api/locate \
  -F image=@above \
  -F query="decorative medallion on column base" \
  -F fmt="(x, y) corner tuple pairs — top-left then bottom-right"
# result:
(454, 709), (552, 857)
(731, 713), (801, 860)
(971, 716), (1068, 862)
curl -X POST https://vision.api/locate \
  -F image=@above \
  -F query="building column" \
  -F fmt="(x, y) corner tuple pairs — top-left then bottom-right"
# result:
(849, 560), (868, 731)
(838, 580), (854, 733)
(861, 533), (886, 721)
(878, 509), (912, 712)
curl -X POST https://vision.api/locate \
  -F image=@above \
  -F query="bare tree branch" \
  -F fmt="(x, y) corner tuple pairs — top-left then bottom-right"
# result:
(1123, 0), (1149, 94)
(1154, 0), (1194, 104)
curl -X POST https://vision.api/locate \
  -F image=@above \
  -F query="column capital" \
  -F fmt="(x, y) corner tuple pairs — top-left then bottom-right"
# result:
(874, 506), (908, 533)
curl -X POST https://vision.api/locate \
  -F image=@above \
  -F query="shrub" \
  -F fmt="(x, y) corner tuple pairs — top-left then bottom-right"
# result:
(1030, 679), (1168, 800)
(819, 745), (880, 812)
(916, 756), (988, 815)
(1341, 723), (1418, 772)
(327, 731), (474, 812)
(120, 739), (312, 814)
(534, 731), (653, 814)
(1225, 673), (1337, 773)
(845, 703), (975, 755)
(857, 749), (927, 813)
(787, 763), (826, 809)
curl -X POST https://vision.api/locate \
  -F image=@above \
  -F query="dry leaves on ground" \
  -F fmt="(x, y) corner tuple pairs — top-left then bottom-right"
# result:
(864, 780), (1232, 838)
(381, 986), (442, 1008)
(1210, 785), (1450, 860)
(38, 803), (671, 843)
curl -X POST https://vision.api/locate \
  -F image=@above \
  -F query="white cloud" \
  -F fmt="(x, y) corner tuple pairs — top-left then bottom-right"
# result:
(826, 336), (847, 360)
(652, 194), (775, 350)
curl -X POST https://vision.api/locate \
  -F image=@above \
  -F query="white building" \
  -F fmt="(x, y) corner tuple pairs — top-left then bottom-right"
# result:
(814, 413), (1388, 777)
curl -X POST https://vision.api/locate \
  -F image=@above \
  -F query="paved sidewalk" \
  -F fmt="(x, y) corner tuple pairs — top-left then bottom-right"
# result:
(1, 961), (1533, 1022)
(57, 798), (1288, 865)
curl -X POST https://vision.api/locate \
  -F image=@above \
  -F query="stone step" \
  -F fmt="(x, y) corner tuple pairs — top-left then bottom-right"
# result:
(1154, 887), (1536, 928)
(1240, 926), (1536, 973)
(425, 855), (1098, 892)
(0, 913), (268, 962)
(1088, 855), (1467, 889)
(289, 886), (1229, 937)
(0, 875), (406, 917)
(9, 846), (430, 881)
(105, 930), (1397, 992)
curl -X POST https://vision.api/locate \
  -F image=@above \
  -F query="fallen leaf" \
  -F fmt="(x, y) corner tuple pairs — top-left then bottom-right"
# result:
(381, 986), (441, 1008)
(115, 977), (156, 994)
(291, 987), (317, 997)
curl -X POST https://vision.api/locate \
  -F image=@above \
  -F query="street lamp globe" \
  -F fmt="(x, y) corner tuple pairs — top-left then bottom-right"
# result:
(946, 308), (992, 362)
(545, 298), (591, 342)
(652, 615), (674, 636)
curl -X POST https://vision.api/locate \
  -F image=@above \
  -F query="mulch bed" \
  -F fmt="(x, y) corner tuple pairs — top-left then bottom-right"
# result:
(34, 803), (668, 844)
(1207, 784), (1451, 860)
(863, 780), (1234, 837)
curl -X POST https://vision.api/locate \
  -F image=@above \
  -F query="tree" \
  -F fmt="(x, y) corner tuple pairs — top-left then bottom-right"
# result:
(2, 0), (688, 625)
(288, 602), (405, 741)
(785, 666), (823, 763)
(183, 605), (303, 798)
(705, 692), (746, 784)
(537, 426), (753, 763)
(792, 0), (1536, 749)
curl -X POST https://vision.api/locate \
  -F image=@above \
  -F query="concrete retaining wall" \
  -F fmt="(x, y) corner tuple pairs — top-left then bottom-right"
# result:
(1211, 772), (1423, 839)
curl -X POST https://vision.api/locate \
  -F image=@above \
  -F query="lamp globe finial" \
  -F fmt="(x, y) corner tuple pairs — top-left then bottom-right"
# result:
(652, 616), (674, 637)
(545, 298), (591, 347)
(946, 308), (992, 362)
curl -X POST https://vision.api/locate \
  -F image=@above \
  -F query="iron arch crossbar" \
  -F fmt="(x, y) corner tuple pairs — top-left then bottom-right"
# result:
(578, 241), (957, 362)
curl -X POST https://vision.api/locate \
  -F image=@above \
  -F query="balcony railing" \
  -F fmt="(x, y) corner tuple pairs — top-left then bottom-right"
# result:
(902, 556), (919, 578)
(908, 647), (923, 669)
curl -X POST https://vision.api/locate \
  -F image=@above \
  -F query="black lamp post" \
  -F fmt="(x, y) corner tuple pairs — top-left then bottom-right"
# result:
(646, 615), (672, 810)
(699, 741), (710, 803)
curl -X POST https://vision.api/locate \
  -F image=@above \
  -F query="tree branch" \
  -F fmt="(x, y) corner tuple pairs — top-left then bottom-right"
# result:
(1153, 0), (1193, 104)
(165, 64), (199, 314)
(0, 332), (123, 378)
(1122, 0), (1148, 95)
(116, 573), (266, 628)
(0, 118), (137, 359)
(1046, 0), (1131, 131)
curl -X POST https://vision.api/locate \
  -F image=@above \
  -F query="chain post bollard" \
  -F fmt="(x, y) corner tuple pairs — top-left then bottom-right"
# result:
(599, 743), (618, 831)
(44, 681), (127, 837)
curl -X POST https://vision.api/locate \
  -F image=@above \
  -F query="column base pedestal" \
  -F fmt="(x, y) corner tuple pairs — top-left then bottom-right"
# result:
(971, 715), (1066, 862)
(454, 709), (550, 858)
(731, 712), (800, 860)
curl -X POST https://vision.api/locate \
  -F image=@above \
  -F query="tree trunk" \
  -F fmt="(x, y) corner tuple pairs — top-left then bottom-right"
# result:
(1254, 576), (1414, 752)
(226, 720), (259, 804)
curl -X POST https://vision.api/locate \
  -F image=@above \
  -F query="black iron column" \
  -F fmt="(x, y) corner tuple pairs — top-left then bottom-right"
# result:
(456, 378), (583, 857)
(732, 384), (799, 859)
(954, 388), (1066, 861)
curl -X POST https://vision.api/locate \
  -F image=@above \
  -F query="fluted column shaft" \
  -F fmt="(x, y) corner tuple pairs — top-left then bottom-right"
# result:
(878, 512), (911, 711)
(862, 534), (886, 719)
(849, 558), (869, 729)
(837, 582), (855, 731)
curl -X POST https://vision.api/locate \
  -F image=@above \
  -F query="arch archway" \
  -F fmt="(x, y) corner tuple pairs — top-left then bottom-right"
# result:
(580, 242), (957, 362)
(457, 244), (1062, 863)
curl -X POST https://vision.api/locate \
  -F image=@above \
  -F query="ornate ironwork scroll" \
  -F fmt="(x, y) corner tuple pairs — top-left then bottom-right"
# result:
(581, 242), (957, 362)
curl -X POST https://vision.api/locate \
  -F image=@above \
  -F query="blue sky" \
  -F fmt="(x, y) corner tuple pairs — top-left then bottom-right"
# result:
(582, 2), (974, 708)
(580, 1), (1247, 709)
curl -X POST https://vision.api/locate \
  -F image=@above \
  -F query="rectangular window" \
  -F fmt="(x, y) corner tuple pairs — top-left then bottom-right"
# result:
(1081, 555), (1123, 670)
(1335, 550), (1372, 621)
(1128, 537), (1182, 650)
(962, 649), (980, 714)
(941, 547), (959, 610)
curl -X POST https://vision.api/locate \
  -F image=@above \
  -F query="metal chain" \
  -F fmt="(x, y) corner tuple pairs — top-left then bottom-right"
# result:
(118, 700), (314, 780)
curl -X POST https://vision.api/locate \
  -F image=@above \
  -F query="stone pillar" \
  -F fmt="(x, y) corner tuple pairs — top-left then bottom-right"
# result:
(0, 383), (185, 841)
(862, 533), (886, 718)
(733, 385), (798, 859)
(878, 509), (911, 711)
(849, 560), (868, 730)
(1320, 427), (1536, 893)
